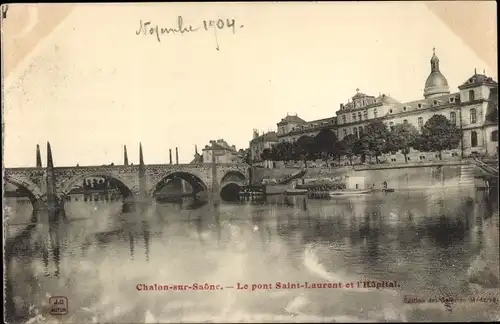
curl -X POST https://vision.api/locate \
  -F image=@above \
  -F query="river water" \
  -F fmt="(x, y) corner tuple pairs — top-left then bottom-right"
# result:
(4, 187), (500, 323)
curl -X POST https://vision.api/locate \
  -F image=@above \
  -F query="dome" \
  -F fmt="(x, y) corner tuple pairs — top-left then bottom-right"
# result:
(425, 71), (449, 89)
(423, 48), (450, 98)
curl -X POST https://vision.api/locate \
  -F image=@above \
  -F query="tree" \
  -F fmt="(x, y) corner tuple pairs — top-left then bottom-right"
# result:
(239, 148), (251, 164)
(337, 134), (358, 165)
(359, 120), (390, 163)
(416, 114), (461, 160)
(271, 142), (294, 161)
(260, 148), (272, 161)
(295, 135), (316, 166)
(387, 123), (419, 163)
(313, 129), (339, 165)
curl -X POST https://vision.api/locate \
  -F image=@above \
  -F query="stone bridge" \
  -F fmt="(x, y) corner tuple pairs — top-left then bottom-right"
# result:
(3, 143), (250, 214)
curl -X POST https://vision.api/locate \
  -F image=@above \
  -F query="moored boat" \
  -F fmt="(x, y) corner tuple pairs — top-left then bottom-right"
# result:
(284, 188), (308, 195)
(329, 189), (372, 196)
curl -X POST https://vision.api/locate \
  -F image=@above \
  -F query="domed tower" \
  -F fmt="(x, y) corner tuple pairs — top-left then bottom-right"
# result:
(423, 48), (450, 99)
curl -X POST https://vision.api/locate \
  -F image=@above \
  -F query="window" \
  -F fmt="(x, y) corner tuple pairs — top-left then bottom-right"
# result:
(374, 109), (378, 118)
(471, 131), (478, 147)
(418, 117), (423, 130)
(492, 130), (498, 142)
(359, 126), (363, 134)
(403, 106), (407, 111)
(469, 90), (475, 101)
(449, 97), (455, 103)
(389, 109), (393, 113)
(353, 127), (358, 138)
(342, 115), (346, 123)
(352, 113), (356, 122)
(363, 110), (368, 118)
(450, 112), (456, 125)
(418, 103), (423, 109)
(433, 100), (438, 106)
(470, 109), (477, 124)
(358, 112), (362, 120)
(389, 122), (394, 131)
(403, 119), (408, 124)
(343, 129), (347, 137)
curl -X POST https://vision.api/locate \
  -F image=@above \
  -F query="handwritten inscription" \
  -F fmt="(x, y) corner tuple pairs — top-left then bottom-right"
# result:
(135, 16), (244, 50)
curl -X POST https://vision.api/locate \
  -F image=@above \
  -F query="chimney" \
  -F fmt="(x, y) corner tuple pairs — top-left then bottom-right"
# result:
(175, 147), (179, 164)
(340, 103), (344, 110)
(195, 144), (198, 155)
(169, 149), (172, 164)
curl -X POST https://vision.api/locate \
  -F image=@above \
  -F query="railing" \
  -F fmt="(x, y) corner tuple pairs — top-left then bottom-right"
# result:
(472, 158), (499, 176)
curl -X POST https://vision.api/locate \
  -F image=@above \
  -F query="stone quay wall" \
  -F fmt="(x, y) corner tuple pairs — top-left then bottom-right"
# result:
(252, 160), (489, 191)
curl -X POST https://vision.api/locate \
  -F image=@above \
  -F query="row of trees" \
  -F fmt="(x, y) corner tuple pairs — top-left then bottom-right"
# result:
(261, 115), (462, 164)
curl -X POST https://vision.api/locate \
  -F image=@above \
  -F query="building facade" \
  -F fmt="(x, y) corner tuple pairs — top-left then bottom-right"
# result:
(202, 139), (242, 164)
(271, 49), (498, 162)
(249, 130), (278, 162)
(276, 115), (337, 143)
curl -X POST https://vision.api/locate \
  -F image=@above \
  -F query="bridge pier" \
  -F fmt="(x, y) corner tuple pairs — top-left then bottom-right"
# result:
(31, 198), (66, 224)
(122, 196), (137, 213)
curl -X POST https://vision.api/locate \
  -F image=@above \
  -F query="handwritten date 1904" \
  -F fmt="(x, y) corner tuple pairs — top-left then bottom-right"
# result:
(136, 16), (244, 50)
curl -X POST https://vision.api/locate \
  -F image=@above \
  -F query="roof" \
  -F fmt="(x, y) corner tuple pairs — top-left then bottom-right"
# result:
(202, 143), (232, 151)
(377, 94), (400, 105)
(485, 87), (498, 126)
(277, 115), (306, 125)
(251, 131), (278, 144)
(190, 153), (203, 164)
(459, 73), (498, 89)
(387, 93), (459, 115)
(352, 89), (376, 100)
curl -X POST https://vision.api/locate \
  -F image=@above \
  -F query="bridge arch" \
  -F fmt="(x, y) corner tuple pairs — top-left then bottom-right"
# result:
(60, 172), (136, 200)
(220, 170), (247, 185)
(220, 170), (247, 201)
(150, 171), (209, 198)
(3, 174), (45, 203)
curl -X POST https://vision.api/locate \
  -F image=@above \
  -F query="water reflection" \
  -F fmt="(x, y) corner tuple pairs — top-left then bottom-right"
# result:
(4, 188), (499, 323)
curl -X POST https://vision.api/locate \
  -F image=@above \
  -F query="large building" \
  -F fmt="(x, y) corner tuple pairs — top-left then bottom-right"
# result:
(249, 130), (278, 163)
(202, 139), (242, 164)
(270, 49), (498, 162)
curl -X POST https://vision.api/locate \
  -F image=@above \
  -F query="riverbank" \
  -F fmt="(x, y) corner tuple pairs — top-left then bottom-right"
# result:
(253, 160), (497, 192)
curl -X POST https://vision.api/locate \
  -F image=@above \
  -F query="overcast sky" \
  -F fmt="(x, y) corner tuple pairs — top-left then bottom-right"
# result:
(3, 2), (496, 167)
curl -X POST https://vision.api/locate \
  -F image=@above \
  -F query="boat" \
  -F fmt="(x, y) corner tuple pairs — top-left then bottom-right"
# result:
(284, 188), (308, 195)
(329, 189), (372, 196)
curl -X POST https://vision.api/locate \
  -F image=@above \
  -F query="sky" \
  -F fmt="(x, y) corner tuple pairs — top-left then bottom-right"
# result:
(3, 2), (497, 167)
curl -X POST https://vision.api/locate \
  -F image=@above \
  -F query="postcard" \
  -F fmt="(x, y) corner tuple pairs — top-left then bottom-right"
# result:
(2, 2), (498, 323)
